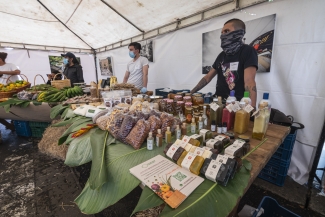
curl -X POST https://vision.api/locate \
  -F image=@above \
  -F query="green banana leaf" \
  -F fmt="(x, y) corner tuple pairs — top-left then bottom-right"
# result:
(64, 108), (76, 120)
(131, 185), (163, 216)
(88, 129), (111, 189)
(64, 130), (94, 167)
(50, 104), (69, 119)
(58, 118), (92, 145)
(60, 107), (70, 119)
(74, 137), (167, 214)
(51, 116), (84, 127)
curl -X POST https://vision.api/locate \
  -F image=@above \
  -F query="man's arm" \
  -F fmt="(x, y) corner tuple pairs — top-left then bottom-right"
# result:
(190, 67), (217, 94)
(142, 65), (149, 88)
(123, 71), (130, 83)
(244, 66), (257, 107)
(0, 69), (20, 75)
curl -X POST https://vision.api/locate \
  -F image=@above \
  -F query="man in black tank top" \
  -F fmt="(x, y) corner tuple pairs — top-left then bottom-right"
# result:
(191, 19), (258, 107)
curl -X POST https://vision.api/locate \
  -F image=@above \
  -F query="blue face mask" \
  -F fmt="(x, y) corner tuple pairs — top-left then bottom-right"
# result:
(63, 58), (69, 65)
(129, 51), (135, 58)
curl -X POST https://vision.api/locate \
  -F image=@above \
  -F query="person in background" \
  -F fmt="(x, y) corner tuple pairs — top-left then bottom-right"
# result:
(46, 69), (62, 85)
(190, 19), (258, 107)
(61, 52), (84, 86)
(0, 52), (21, 84)
(123, 42), (149, 93)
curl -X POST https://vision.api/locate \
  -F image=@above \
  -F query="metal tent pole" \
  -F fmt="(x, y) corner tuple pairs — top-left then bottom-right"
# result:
(305, 117), (325, 208)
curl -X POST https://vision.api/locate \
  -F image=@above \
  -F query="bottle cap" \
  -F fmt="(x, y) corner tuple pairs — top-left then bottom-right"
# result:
(149, 132), (152, 137)
(263, 93), (269, 100)
(213, 98), (218, 102)
(158, 129), (161, 134)
(230, 90), (235, 97)
(167, 126), (170, 131)
(199, 117), (202, 121)
(244, 91), (250, 97)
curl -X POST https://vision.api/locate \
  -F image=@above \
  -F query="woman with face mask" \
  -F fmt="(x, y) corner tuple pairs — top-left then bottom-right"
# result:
(61, 52), (84, 86)
(190, 19), (258, 108)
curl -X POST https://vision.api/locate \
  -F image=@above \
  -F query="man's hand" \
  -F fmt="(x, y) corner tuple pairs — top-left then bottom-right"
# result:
(190, 67), (217, 94)
(244, 66), (257, 107)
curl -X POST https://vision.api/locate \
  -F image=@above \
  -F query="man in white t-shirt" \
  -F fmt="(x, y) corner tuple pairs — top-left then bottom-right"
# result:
(0, 52), (21, 84)
(123, 42), (149, 93)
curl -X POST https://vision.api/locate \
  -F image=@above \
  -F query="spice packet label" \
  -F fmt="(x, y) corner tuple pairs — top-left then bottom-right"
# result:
(178, 140), (188, 148)
(233, 140), (246, 147)
(232, 102), (241, 113)
(166, 144), (180, 159)
(190, 134), (201, 140)
(194, 147), (205, 156)
(181, 136), (190, 143)
(216, 155), (229, 164)
(215, 135), (226, 141)
(184, 143), (193, 152)
(244, 104), (254, 113)
(226, 103), (233, 112)
(210, 103), (219, 112)
(205, 160), (222, 182)
(206, 139), (217, 149)
(225, 144), (242, 156)
(181, 152), (197, 171)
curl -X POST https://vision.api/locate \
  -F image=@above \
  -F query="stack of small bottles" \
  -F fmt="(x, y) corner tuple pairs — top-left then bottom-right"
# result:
(163, 132), (250, 186)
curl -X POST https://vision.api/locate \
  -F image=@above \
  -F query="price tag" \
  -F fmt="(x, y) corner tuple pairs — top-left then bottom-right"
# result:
(244, 104), (254, 113)
(232, 102), (241, 112)
(210, 103), (219, 112)
(226, 103), (233, 112)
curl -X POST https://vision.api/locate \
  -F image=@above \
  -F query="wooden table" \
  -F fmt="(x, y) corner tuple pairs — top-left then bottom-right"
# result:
(228, 122), (290, 216)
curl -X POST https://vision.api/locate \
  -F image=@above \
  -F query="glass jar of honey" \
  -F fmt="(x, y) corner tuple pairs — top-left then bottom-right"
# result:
(192, 93), (204, 106)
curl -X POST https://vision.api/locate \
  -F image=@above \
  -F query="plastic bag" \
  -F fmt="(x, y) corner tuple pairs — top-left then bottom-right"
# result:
(74, 105), (92, 116)
(96, 115), (110, 130)
(160, 113), (174, 136)
(126, 119), (150, 149)
(108, 113), (126, 138)
(118, 115), (138, 143)
(148, 115), (162, 137)
(92, 109), (108, 123)
(150, 109), (161, 118)
(136, 111), (150, 120)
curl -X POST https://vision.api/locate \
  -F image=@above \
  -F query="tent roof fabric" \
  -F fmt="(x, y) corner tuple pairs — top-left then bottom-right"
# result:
(0, 0), (266, 51)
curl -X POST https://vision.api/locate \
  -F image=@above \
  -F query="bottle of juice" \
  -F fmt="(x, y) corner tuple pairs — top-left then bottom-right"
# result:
(181, 123), (187, 136)
(165, 127), (172, 143)
(222, 99), (235, 131)
(240, 91), (252, 105)
(252, 93), (271, 140)
(234, 102), (249, 134)
(156, 129), (163, 147)
(216, 96), (224, 125)
(191, 118), (196, 134)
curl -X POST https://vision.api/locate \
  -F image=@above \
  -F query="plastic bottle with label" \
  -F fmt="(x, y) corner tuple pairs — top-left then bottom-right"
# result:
(191, 118), (196, 134)
(165, 127), (172, 143)
(202, 106), (208, 129)
(156, 129), (163, 147)
(252, 93), (271, 140)
(147, 132), (154, 150)
(176, 125), (181, 140)
(240, 91), (252, 105)
(234, 101), (250, 134)
(198, 117), (203, 130)
(181, 123), (187, 136)
(210, 98), (218, 125)
(221, 90), (236, 131)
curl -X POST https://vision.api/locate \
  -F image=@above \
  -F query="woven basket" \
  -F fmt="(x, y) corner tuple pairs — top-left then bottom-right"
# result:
(29, 74), (47, 93)
(51, 73), (71, 89)
(0, 74), (31, 98)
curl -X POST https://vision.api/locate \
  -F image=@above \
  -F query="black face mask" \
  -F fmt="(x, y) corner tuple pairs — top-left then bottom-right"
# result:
(220, 29), (245, 55)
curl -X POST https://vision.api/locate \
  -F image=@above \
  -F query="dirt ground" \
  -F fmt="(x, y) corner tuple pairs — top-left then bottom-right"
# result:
(1, 124), (324, 217)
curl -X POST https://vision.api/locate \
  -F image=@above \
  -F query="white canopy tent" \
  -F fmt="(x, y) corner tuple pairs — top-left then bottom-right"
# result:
(1, 0), (325, 186)
(0, 0), (266, 52)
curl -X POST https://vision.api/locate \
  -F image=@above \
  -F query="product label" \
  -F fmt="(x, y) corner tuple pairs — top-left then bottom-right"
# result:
(156, 136), (160, 147)
(190, 134), (201, 140)
(244, 104), (254, 113)
(147, 140), (153, 150)
(210, 103), (219, 112)
(217, 127), (222, 134)
(206, 139), (216, 149)
(233, 140), (246, 147)
(191, 125), (196, 134)
(226, 103), (233, 112)
(184, 143), (193, 152)
(194, 147), (205, 156)
(216, 155), (229, 164)
(222, 127), (227, 133)
(232, 102), (241, 113)
(205, 160), (222, 182)
(181, 152), (197, 171)
(215, 135), (226, 141)
(104, 98), (113, 108)
(203, 146), (212, 151)
(179, 137), (189, 148)
(200, 129), (209, 141)
(166, 144), (180, 159)
(225, 144), (242, 156)
(230, 62), (239, 71)
(176, 130), (181, 140)
(198, 122), (203, 130)
(211, 125), (216, 132)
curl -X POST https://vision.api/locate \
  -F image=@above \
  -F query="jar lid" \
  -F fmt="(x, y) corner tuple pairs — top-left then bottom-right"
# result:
(174, 95), (182, 99)
(185, 102), (192, 106)
(183, 96), (191, 99)
(167, 99), (173, 103)
(177, 101), (184, 104)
